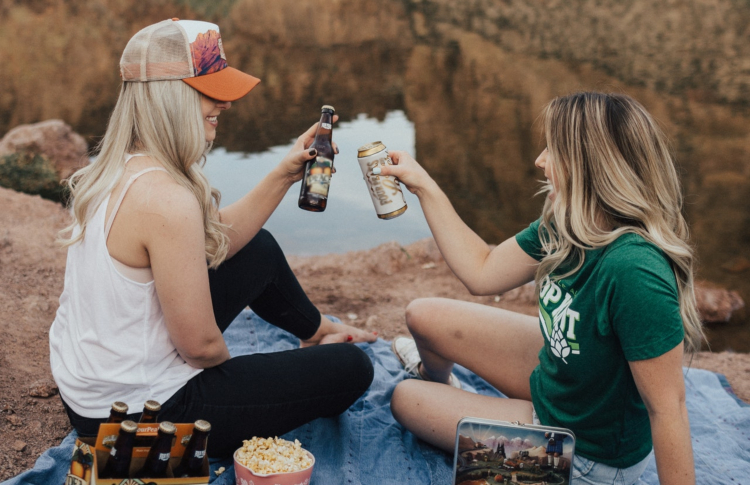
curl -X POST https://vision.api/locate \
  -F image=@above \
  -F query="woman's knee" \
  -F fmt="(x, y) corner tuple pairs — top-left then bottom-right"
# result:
(336, 344), (375, 392)
(242, 228), (282, 257)
(405, 298), (443, 338)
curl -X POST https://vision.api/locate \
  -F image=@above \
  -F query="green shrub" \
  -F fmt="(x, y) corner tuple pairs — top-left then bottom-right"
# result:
(0, 151), (66, 203)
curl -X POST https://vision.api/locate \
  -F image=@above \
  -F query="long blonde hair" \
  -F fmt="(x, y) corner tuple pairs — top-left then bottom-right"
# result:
(59, 81), (230, 268)
(536, 92), (704, 353)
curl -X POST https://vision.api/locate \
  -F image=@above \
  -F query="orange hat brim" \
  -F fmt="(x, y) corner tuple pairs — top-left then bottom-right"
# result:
(183, 66), (260, 102)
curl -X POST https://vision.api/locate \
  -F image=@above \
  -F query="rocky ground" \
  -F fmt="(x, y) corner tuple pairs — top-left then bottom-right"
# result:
(0, 186), (748, 481)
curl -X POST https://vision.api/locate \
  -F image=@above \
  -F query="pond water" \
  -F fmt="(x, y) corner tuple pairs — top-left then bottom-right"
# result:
(204, 111), (431, 255)
(2, 1), (747, 350)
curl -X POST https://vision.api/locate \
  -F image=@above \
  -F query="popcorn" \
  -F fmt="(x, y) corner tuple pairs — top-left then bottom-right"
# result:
(235, 437), (313, 475)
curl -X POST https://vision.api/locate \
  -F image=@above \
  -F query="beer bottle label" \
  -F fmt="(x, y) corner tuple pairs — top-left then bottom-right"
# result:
(110, 447), (117, 457)
(304, 156), (333, 197)
(194, 450), (206, 459)
(158, 452), (170, 462)
(321, 123), (332, 129)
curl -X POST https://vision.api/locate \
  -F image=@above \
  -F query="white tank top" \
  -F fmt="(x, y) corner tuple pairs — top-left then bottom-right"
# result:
(49, 154), (203, 418)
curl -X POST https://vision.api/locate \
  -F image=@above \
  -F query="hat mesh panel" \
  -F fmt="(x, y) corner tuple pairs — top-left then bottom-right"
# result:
(121, 22), (192, 82)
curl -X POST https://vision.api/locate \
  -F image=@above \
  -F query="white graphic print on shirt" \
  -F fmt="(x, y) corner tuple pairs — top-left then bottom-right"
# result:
(538, 276), (580, 364)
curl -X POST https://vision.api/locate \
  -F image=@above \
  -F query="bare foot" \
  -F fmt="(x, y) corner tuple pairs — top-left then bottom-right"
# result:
(300, 316), (378, 347)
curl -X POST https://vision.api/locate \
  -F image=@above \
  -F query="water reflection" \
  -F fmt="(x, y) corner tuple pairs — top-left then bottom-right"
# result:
(1, 1), (748, 349)
(205, 111), (431, 255)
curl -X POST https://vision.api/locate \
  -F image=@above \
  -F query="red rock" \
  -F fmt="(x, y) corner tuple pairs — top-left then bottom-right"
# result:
(28, 380), (58, 398)
(0, 119), (87, 180)
(12, 441), (26, 452)
(498, 279), (745, 324)
(695, 280), (745, 323)
(6, 415), (22, 426)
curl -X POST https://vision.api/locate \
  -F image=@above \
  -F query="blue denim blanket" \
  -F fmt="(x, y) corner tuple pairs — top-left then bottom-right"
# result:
(5, 310), (749, 484)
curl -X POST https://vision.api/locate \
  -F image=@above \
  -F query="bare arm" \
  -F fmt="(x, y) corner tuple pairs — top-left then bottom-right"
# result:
(629, 344), (695, 485)
(219, 116), (339, 258)
(377, 151), (538, 295)
(145, 183), (230, 369)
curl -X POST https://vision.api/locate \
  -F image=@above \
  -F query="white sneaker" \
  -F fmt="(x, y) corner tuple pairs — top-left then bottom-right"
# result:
(391, 337), (462, 389)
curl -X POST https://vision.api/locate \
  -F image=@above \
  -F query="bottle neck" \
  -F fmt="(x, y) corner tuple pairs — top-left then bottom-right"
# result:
(315, 111), (333, 141)
(185, 430), (209, 451)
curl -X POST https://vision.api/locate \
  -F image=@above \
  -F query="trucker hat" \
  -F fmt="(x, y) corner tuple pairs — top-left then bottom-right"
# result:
(120, 19), (260, 102)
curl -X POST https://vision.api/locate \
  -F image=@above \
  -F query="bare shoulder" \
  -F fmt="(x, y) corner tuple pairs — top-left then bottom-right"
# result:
(124, 163), (202, 230)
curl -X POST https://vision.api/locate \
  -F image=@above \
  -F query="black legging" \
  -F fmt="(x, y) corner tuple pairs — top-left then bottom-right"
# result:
(61, 229), (374, 457)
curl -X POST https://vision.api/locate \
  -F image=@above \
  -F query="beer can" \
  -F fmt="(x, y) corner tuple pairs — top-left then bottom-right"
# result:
(357, 142), (408, 220)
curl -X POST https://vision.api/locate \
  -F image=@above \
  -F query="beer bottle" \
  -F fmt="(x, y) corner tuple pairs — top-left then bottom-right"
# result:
(106, 401), (128, 424)
(134, 421), (177, 479)
(138, 400), (161, 424)
(134, 400), (161, 448)
(99, 420), (137, 479)
(172, 420), (211, 478)
(298, 105), (335, 212)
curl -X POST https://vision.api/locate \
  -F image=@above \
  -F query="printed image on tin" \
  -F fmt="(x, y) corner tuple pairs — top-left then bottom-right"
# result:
(455, 421), (573, 485)
(304, 156), (333, 196)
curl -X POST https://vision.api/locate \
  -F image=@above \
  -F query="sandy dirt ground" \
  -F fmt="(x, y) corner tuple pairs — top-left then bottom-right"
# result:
(1, 186), (748, 481)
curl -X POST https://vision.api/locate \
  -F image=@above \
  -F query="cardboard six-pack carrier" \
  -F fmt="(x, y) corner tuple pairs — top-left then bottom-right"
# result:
(65, 422), (210, 485)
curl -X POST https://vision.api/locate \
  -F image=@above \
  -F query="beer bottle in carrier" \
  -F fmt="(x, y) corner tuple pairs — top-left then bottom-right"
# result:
(138, 400), (161, 424)
(99, 420), (137, 479)
(134, 400), (161, 448)
(172, 420), (211, 478)
(106, 401), (129, 424)
(298, 105), (335, 212)
(134, 421), (177, 479)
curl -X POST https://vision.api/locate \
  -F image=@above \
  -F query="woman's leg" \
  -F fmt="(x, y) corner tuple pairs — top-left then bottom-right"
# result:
(404, 297), (542, 399)
(391, 381), (535, 452)
(208, 229), (375, 344)
(391, 297), (543, 452)
(158, 343), (374, 458)
(208, 228), (321, 339)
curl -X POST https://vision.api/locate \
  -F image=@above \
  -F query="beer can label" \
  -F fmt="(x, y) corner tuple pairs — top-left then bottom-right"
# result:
(304, 156), (333, 197)
(357, 143), (407, 219)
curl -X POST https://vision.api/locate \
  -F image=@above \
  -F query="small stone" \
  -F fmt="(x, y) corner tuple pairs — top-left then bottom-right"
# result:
(421, 262), (436, 269)
(494, 296), (501, 302)
(12, 441), (26, 452)
(347, 313), (358, 320)
(6, 415), (22, 426)
(28, 380), (58, 398)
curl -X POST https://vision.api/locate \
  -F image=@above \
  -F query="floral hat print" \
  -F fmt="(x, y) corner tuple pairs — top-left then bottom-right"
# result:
(120, 19), (260, 102)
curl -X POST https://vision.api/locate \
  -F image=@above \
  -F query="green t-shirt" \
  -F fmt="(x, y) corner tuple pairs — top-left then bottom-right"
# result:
(515, 219), (685, 467)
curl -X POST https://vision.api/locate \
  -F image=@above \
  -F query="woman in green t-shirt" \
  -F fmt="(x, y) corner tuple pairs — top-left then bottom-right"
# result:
(377, 92), (703, 484)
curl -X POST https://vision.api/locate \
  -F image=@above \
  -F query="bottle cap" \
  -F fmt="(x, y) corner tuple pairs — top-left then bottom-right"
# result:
(321, 105), (335, 113)
(159, 421), (177, 435)
(143, 400), (161, 412)
(193, 420), (212, 433)
(111, 401), (129, 414)
(121, 420), (138, 433)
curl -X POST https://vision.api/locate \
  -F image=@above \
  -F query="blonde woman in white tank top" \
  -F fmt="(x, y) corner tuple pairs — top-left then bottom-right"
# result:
(50, 19), (376, 456)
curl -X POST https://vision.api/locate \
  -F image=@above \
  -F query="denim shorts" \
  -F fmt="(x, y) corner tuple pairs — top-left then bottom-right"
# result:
(531, 405), (652, 485)
(572, 451), (652, 485)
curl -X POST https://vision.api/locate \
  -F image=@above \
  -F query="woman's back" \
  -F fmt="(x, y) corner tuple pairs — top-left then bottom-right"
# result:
(50, 154), (202, 419)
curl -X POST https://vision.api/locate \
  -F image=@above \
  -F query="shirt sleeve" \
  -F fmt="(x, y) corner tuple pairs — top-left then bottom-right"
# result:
(597, 240), (685, 361)
(515, 219), (545, 261)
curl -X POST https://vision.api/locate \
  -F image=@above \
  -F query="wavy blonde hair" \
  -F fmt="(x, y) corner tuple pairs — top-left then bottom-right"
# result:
(536, 92), (704, 353)
(59, 81), (230, 268)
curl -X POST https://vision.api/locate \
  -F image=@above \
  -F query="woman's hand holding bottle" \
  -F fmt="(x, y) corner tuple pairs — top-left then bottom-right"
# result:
(277, 115), (339, 184)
